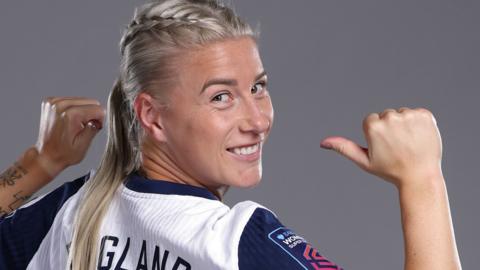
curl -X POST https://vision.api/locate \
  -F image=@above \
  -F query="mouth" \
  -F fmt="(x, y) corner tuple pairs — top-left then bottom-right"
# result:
(226, 142), (262, 161)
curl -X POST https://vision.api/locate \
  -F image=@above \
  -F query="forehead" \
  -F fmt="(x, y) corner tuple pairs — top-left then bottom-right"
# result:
(179, 37), (263, 78)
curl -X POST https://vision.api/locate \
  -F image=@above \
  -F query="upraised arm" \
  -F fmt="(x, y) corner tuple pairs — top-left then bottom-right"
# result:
(0, 97), (104, 216)
(320, 107), (461, 270)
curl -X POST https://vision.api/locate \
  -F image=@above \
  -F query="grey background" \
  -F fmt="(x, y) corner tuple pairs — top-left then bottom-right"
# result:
(0, 0), (478, 269)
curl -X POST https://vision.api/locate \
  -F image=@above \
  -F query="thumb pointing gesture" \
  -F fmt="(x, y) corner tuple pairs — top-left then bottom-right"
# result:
(320, 136), (370, 172)
(320, 108), (443, 187)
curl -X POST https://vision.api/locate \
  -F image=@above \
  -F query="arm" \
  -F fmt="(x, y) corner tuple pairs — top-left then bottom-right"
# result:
(399, 174), (460, 269)
(0, 97), (105, 216)
(0, 148), (59, 216)
(321, 107), (461, 270)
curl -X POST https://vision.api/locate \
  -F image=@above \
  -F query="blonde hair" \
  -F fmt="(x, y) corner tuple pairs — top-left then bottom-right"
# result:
(69, 0), (256, 269)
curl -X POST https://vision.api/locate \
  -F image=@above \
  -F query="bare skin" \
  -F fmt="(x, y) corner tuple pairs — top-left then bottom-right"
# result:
(321, 107), (462, 269)
(0, 97), (104, 216)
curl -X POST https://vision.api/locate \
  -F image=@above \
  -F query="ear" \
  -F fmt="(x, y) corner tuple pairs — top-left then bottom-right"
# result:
(134, 92), (168, 143)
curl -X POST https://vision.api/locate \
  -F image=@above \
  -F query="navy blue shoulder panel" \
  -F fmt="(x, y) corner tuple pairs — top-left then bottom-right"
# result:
(0, 174), (88, 270)
(238, 208), (343, 270)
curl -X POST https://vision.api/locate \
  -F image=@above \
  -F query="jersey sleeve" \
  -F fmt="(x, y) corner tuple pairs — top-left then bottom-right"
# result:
(0, 173), (89, 270)
(238, 207), (343, 270)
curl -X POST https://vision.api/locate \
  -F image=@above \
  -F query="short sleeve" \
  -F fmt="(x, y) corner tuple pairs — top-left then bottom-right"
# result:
(238, 208), (343, 270)
(0, 174), (89, 270)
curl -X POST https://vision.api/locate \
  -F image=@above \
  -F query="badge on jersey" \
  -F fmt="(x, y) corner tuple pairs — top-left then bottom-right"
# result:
(268, 227), (342, 270)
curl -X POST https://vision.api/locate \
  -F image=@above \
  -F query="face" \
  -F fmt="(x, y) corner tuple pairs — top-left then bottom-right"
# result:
(158, 37), (274, 190)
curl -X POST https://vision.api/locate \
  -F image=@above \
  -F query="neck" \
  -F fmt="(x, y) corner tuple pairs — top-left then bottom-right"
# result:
(140, 138), (225, 200)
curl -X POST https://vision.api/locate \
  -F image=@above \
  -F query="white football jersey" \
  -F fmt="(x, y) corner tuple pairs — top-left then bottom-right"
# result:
(0, 172), (342, 270)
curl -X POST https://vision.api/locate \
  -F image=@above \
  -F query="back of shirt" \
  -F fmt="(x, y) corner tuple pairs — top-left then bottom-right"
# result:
(1, 173), (343, 270)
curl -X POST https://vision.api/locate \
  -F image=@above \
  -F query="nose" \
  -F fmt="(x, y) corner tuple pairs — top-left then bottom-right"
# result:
(239, 99), (271, 135)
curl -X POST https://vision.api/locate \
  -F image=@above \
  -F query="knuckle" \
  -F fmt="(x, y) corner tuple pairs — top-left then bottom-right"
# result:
(414, 107), (432, 116)
(382, 108), (395, 113)
(43, 96), (54, 103)
(51, 103), (60, 113)
(379, 108), (398, 120)
(369, 121), (384, 133)
(364, 119), (383, 134)
(383, 111), (398, 120)
(51, 102), (66, 114)
(413, 108), (434, 121)
(363, 113), (379, 128)
(398, 106), (411, 112)
(402, 110), (416, 119)
(42, 97), (55, 107)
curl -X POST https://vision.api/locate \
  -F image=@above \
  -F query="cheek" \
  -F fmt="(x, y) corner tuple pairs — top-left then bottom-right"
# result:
(186, 112), (232, 152)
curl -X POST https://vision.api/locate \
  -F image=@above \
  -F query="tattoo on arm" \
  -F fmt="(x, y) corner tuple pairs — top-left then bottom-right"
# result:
(0, 191), (30, 218)
(8, 191), (30, 210)
(0, 162), (28, 188)
(0, 162), (30, 217)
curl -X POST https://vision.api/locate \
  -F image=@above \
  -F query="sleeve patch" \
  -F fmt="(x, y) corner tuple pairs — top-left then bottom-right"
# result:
(238, 207), (343, 270)
(268, 227), (341, 269)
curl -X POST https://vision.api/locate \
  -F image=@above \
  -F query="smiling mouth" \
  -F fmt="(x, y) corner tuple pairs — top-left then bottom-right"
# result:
(227, 143), (260, 156)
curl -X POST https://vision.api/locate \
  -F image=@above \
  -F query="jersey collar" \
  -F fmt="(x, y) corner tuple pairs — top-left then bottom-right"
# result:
(124, 173), (219, 201)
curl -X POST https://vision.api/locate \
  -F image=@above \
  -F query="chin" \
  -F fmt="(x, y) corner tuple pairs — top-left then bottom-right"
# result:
(235, 172), (262, 188)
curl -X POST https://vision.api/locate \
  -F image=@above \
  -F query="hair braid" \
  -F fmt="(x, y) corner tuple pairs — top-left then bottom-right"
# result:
(120, 0), (247, 55)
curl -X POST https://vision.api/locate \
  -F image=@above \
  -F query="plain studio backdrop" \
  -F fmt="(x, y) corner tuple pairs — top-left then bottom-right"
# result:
(1, 0), (478, 269)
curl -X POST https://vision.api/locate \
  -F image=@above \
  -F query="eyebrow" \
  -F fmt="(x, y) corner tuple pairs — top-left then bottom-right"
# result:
(200, 70), (267, 94)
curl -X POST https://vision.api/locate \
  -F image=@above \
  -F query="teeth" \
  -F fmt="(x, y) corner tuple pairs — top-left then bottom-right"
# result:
(232, 144), (259, 155)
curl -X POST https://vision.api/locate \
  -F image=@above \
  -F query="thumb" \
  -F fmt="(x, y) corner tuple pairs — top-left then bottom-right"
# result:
(320, 136), (370, 171)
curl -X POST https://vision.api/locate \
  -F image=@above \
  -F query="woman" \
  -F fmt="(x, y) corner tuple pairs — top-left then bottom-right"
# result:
(0, 0), (461, 269)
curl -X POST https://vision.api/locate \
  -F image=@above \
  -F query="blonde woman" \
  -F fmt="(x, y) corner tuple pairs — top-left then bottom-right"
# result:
(0, 0), (461, 269)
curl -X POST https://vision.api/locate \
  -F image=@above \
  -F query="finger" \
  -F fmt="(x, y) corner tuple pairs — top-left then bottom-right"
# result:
(379, 108), (397, 118)
(320, 136), (370, 171)
(72, 120), (102, 158)
(398, 107), (411, 113)
(44, 96), (98, 106)
(413, 107), (437, 125)
(52, 98), (101, 113)
(63, 104), (106, 134)
(364, 112), (380, 123)
(85, 120), (101, 130)
(362, 112), (381, 133)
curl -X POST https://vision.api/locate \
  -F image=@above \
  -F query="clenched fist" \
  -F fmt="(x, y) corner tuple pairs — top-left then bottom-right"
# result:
(321, 107), (443, 188)
(35, 97), (105, 176)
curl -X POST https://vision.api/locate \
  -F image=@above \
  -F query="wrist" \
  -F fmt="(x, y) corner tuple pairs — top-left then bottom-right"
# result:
(397, 171), (447, 201)
(25, 147), (65, 179)
(395, 167), (445, 190)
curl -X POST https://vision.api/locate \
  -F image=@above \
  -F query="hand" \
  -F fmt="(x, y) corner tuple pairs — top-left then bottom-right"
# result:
(320, 107), (443, 188)
(35, 97), (105, 177)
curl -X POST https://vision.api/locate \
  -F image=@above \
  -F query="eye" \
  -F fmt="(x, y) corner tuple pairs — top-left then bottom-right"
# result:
(211, 92), (232, 103)
(251, 81), (267, 95)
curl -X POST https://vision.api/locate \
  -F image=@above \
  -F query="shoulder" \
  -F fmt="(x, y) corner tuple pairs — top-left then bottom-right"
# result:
(237, 204), (343, 270)
(1, 171), (90, 223)
(0, 172), (91, 270)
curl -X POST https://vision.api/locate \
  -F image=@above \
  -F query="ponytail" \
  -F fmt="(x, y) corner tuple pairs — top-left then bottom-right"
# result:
(68, 0), (255, 268)
(69, 79), (141, 270)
